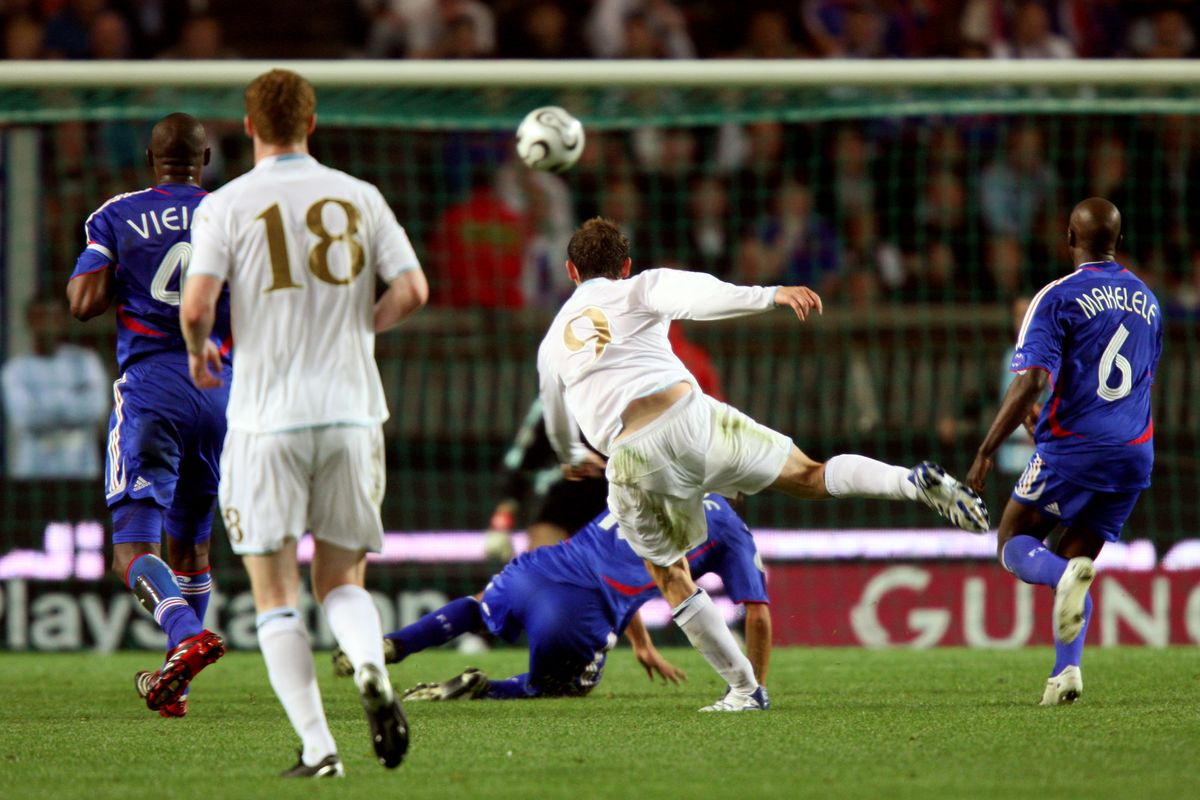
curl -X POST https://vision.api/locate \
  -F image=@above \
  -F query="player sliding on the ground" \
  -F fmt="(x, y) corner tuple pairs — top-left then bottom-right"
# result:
(967, 197), (1162, 706)
(332, 494), (770, 701)
(67, 113), (229, 717)
(537, 218), (988, 712)
(182, 69), (429, 777)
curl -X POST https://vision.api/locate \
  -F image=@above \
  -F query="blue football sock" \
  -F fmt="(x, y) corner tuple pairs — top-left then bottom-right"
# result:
(175, 567), (213, 629)
(126, 553), (204, 648)
(1001, 535), (1068, 587)
(484, 673), (539, 699)
(1052, 591), (1093, 676)
(385, 596), (483, 656)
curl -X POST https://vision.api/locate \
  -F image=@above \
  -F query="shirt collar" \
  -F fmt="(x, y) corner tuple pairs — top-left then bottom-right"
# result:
(1078, 259), (1122, 271)
(256, 153), (314, 169)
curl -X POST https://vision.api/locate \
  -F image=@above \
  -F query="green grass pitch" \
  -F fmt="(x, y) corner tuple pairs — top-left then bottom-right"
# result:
(1, 647), (1197, 800)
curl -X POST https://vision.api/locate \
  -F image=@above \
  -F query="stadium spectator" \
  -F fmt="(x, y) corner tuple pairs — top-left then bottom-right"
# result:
(980, 124), (1060, 243)
(434, 10), (490, 58)
(803, 0), (889, 59)
(671, 174), (735, 276)
(494, 159), (577, 307)
(830, 126), (875, 220)
(361, 0), (495, 59)
(158, 15), (237, 60)
(739, 9), (804, 59)
(1128, 7), (1196, 59)
(42, 0), (107, 59)
(428, 170), (526, 308)
(88, 9), (129, 60)
(3, 13), (43, 58)
(841, 212), (896, 302)
(2, 296), (109, 479)
(585, 0), (695, 59)
(498, 1), (585, 59)
(991, 0), (1076, 59)
(1057, 0), (1126, 58)
(112, 0), (190, 59)
(736, 177), (841, 294)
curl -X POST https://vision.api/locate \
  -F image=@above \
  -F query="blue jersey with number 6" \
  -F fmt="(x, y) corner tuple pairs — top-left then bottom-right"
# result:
(1010, 260), (1162, 492)
(71, 183), (231, 373)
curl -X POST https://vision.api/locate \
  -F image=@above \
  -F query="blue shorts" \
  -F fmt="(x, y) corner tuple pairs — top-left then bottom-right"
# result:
(105, 359), (230, 542)
(481, 558), (617, 697)
(1011, 452), (1142, 542)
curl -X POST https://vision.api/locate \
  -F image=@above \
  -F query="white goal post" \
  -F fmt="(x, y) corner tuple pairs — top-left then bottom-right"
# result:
(2, 58), (1200, 88)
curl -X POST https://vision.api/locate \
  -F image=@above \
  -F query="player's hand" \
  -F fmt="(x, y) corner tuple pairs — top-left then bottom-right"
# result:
(562, 451), (607, 481)
(1023, 403), (1042, 438)
(188, 340), (224, 390)
(966, 452), (993, 494)
(774, 286), (823, 321)
(634, 645), (687, 685)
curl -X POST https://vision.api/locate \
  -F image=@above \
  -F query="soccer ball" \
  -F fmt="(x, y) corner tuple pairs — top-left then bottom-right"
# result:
(515, 106), (585, 173)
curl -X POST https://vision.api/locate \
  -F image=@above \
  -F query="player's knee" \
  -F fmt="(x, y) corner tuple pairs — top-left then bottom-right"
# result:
(772, 449), (826, 498)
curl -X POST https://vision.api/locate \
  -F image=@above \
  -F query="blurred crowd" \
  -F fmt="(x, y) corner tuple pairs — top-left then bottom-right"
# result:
(2, 1), (1199, 62)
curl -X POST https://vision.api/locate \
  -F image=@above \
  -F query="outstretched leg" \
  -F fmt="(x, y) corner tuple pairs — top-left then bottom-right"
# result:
(767, 446), (989, 532)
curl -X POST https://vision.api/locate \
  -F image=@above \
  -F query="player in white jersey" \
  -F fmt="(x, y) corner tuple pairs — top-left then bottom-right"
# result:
(539, 219), (989, 712)
(180, 69), (429, 778)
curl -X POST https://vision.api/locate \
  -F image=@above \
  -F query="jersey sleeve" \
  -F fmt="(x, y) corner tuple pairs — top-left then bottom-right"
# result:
(538, 340), (586, 465)
(638, 269), (778, 321)
(367, 186), (420, 283)
(1010, 286), (1064, 376)
(71, 203), (118, 279)
(187, 193), (233, 282)
(706, 499), (769, 604)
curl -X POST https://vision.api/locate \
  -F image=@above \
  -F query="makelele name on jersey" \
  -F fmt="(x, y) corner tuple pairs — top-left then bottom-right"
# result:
(123, 205), (193, 240)
(1074, 283), (1158, 326)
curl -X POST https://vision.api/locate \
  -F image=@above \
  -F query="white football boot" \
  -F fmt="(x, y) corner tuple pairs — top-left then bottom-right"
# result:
(1054, 557), (1096, 644)
(699, 685), (770, 712)
(1040, 665), (1083, 706)
(908, 461), (990, 533)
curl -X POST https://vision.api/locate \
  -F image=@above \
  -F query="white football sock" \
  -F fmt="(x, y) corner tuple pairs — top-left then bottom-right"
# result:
(672, 588), (757, 696)
(824, 453), (919, 501)
(256, 608), (336, 766)
(323, 584), (386, 676)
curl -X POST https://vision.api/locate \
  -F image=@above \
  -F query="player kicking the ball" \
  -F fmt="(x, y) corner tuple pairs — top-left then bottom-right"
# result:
(182, 69), (429, 776)
(68, 113), (230, 717)
(333, 494), (769, 703)
(967, 198), (1162, 706)
(538, 218), (988, 712)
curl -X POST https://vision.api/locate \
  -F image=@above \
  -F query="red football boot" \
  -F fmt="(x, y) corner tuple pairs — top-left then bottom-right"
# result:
(145, 630), (225, 711)
(135, 671), (189, 717)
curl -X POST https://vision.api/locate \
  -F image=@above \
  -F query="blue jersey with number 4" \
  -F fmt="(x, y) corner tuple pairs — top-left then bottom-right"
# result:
(71, 184), (231, 373)
(1011, 260), (1162, 492)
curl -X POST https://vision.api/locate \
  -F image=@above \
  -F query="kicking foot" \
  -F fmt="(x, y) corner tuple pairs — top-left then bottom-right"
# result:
(1040, 665), (1083, 706)
(145, 630), (225, 711)
(402, 668), (489, 702)
(333, 640), (401, 678)
(280, 751), (344, 778)
(356, 663), (409, 769)
(909, 461), (990, 533)
(135, 671), (188, 717)
(699, 685), (770, 712)
(1054, 557), (1096, 644)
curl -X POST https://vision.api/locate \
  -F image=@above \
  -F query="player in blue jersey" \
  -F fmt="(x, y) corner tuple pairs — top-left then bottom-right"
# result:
(967, 197), (1162, 706)
(332, 494), (771, 702)
(67, 113), (232, 717)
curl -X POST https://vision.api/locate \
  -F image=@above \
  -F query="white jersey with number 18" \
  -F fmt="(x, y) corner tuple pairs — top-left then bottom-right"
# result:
(188, 153), (420, 434)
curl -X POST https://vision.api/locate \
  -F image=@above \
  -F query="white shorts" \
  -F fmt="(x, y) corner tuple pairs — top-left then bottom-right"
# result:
(605, 392), (791, 566)
(219, 424), (385, 556)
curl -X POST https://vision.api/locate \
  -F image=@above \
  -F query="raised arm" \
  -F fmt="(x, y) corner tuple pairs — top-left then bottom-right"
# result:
(639, 268), (821, 322)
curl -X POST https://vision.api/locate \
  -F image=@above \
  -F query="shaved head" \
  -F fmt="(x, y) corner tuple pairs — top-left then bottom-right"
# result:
(147, 112), (209, 186)
(1068, 196), (1121, 258)
(149, 112), (207, 161)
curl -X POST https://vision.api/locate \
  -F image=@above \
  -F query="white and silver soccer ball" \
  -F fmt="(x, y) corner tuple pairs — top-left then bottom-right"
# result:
(515, 106), (585, 173)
